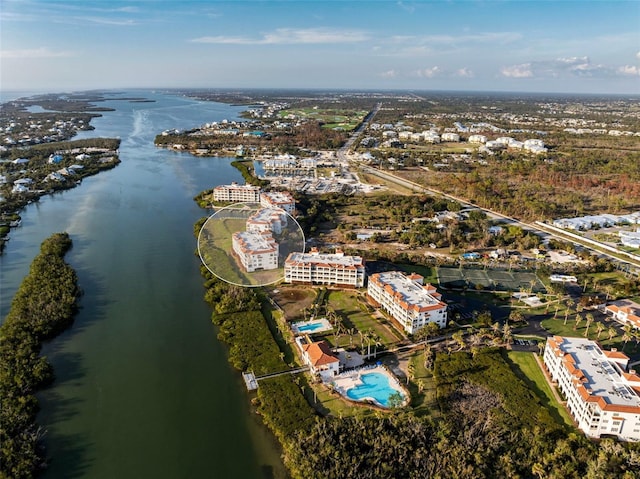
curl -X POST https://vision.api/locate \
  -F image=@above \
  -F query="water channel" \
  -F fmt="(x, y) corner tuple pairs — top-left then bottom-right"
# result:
(0, 91), (285, 478)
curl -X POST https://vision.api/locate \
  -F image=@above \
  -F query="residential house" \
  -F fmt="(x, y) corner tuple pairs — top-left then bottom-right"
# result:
(298, 339), (340, 381)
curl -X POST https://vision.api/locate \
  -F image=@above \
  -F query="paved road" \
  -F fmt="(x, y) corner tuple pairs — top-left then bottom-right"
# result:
(356, 164), (640, 271)
(337, 102), (381, 163)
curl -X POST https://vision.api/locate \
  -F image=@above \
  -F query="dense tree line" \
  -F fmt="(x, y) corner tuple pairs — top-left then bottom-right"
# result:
(197, 242), (317, 441)
(285, 348), (640, 479)
(399, 149), (639, 220)
(0, 233), (80, 479)
(230, 160), (270, 187)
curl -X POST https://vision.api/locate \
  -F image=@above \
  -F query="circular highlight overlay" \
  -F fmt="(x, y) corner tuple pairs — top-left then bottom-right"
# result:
(198, 202), (305, 287)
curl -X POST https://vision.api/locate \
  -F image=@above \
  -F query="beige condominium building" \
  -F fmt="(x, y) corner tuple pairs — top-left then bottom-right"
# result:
(367, 271), (447, 334)
(544, 336), (640, 442)
(260, 191), (295, 214)
(213, 182), (261, 203)
(246, 207), (288, 235)
(284, 248), (365, 288)
(231, 231), (279, 273)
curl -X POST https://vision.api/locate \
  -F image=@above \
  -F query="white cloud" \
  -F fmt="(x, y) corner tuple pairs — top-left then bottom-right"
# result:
(417, 66), (442, 78)
(500, 57), (635, 79)
(636, 51), (640, 60)
(392, 32), (522, 47)
(501, 64), (533, 78)
(74, 16), (137, 26)
(191, 28), (369, 45)
(0, 47), (75, 59)
(455, 67), (474, 78)
(396, 1), (416, 14)
(379, 70), (397, 78)
(618, 65), (640, 76)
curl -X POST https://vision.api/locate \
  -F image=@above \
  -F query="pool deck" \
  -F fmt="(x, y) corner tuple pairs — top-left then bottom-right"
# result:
(291, 317), (333, 335)
(331, 365), (409, 408)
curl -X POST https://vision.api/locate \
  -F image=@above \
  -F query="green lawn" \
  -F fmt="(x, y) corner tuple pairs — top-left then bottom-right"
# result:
(326, 290), (403, 347)
(407, 350), (439, 417)
(506, 351), (574, 428)
(307, 384), (376, 418)
(394, 264), (438, 285)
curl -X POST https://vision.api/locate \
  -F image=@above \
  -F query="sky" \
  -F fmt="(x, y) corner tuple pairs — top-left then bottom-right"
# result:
(1, 0), (639, 95)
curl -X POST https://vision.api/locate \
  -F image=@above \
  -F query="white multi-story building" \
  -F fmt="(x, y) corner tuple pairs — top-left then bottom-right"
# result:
(468, 134), (487, 144)
(284, 249), (365, 288)
(544, 336), (640, 442)
(246, 208), (288, 235)
(213, 182), (261, 203)
(231, 231), (279, 272)
(367, 271), (447, 334)
(606, 302), (640, 330)
(441, 132), (460, 142)
(260, 191), (295, 214)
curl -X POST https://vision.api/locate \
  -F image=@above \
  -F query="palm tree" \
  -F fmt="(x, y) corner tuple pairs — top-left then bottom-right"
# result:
(573, 314), (582, 331)
(509, 310), (525, 324)
(604, 284), (614, 301)
(595, 321), (605, 340)
(407, 363), (415, 385)
(607, 327), (617, 342)
(619, 324), (633, 350)
(372, 334), (382, 359)
(584, 313), (594, 337)
(563, 307), (573, 326)
(423, 343), (433, 369)
(502, 323), (513, 345)
(491, 321), (501, 338)
(452, 331), (465, 351)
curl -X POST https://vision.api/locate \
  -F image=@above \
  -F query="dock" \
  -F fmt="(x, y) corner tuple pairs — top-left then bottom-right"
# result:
(242, 366), (310, 391)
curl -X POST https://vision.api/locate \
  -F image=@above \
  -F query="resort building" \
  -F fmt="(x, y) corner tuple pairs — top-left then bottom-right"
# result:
(367, 271), (447, 334)
(213, 182), (261, 203)
(246, 208), (288, 235)
(297, 338), (340, 381)
(260, 191), (295, 214)
(605, 301), (640, 330)
(284, 248), (365, 288)
(543, 336), (640, 442)
(231, 231), (279, 273)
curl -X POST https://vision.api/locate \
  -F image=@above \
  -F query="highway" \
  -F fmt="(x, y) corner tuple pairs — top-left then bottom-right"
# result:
(355, 164), (640, 272)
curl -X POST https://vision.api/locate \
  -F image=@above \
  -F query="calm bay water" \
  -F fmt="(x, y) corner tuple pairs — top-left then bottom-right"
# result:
(0, 91), (284, 478)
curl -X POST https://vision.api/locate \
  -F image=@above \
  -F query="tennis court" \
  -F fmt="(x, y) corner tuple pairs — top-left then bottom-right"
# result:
(437, 267), (546, 293)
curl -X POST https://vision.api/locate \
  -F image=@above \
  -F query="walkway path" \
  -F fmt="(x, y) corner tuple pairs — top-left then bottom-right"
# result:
(242, 366), (310, 391)
(533, 353), (566, 406)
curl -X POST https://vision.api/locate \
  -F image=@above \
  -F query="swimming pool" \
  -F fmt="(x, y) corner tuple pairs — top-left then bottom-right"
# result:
(292, 318), (332, 335)
(345, 372), (406, 408)
(297, 321), (324, 332)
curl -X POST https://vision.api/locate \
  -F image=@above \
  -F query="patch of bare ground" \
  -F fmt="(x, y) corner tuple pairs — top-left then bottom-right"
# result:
(269, 285), (317, 321)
